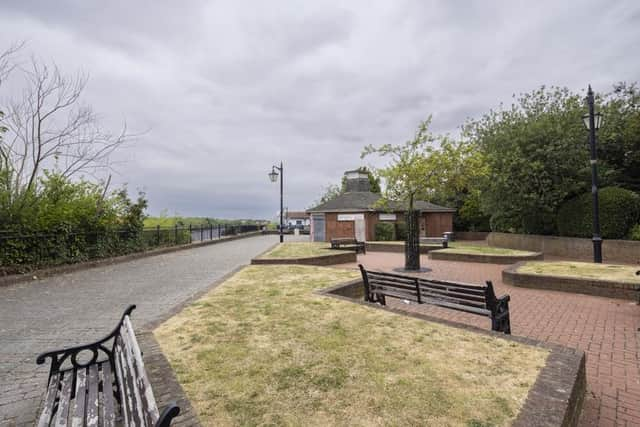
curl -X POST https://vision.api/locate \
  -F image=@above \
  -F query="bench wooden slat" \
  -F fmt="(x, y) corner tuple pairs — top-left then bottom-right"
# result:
(101, 362), (116, 427)
(118, 334), (144, 427)
(85, 364), (99, 427)
(71, 368), (87, 427)
(421, 297), (491, 315)
(118, 326), (143, 427)
(420, 277), (488, 292)
(122, 317), (160, 425)
(37, 372), (60, 427)
(114, 341), (131, 427)
(418, 285), (487, 304)
(55, 370), (74, 427)
(371, 284), (487, 310)
(368, 276), (487, 305)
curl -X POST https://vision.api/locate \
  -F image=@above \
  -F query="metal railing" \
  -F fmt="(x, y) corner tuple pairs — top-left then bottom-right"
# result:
(0, 224), (261, 272)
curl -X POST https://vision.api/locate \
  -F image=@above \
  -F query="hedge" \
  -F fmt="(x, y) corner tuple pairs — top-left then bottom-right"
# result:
(395, 221), (407, 241)
(374, 223), (394, 241)
(557, 187), (640, 239)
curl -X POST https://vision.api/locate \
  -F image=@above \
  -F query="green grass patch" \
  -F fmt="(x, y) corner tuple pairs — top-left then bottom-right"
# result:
(155, 265), (548, 426)
(257, 242), (350, 259)
(518, 261), (640, 283)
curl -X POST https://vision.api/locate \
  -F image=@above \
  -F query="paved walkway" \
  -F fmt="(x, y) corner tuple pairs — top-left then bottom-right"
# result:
(0, 234), (298, 426)
(338, 252), (640, 427)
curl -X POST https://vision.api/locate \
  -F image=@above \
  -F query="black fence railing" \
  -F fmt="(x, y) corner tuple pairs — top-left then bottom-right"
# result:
(0, 224), (261, 273)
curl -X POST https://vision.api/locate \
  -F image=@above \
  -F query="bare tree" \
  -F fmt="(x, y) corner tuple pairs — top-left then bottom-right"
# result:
(1, 54), (130, 208)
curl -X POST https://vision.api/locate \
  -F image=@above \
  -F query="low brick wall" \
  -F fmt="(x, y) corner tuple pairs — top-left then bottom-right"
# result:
(454, 231), (490, 241)
(503, 262), (640, 301)
(488, 232), (640, 264)
(320, 279), (586, 427)
(365, 242), (437, 254)
(251, 251), (356, 266)
(429, 250), (544, 264)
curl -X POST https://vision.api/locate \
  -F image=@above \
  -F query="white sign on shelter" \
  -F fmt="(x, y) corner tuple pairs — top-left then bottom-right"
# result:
(337, 213), (364, 221)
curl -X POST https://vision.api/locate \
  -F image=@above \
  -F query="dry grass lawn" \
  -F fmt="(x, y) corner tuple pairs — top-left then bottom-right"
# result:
(257, 242), (350, 259)
(437, 244), (537, 256)
(518, 260), (640, 283)
(155, 265), (549, 426)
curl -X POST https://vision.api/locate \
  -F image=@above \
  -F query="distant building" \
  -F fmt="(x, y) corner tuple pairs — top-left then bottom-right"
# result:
(306, 170), (455, 242)
(285, 211), (310, 229)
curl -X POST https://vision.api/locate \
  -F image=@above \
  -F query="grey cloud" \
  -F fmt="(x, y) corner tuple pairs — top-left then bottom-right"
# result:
(1, 0), (639, 219)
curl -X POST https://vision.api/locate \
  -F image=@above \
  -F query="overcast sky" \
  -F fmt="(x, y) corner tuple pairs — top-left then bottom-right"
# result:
(1, 1), (639, 219)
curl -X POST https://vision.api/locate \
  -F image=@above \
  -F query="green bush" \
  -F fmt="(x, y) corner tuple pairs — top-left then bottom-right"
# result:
(557, 187), (640, 239)
(629, 224), (640, 241)
(374, 223), (394, 241)
(395, 221), (407, 241)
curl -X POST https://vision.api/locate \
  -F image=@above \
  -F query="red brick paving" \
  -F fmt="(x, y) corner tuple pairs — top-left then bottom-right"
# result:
(334, 252), (640, 427)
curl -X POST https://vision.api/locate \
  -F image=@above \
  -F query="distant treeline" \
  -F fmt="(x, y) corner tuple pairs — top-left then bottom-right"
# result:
(144, 216), (267, 228)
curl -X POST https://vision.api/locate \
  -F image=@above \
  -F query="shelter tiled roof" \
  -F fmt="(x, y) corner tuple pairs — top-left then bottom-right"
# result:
(306, 192), (455, 213)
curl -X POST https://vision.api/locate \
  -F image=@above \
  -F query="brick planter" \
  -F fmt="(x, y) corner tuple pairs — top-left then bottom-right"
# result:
(503, 262), (640, 301)
(320, 279), (586, 427)
(365, 242), (439, 254)
(251, 251), (356, 266)
(429, 250), (544, 264)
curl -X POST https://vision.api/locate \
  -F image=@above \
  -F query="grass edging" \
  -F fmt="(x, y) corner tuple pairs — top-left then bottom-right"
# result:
(503, 262), (640, 301)
(320, 278), (586, 427)
(429, 249), (544, 264)
(365, 242), (440, 254)
(251, 251), (356, 266)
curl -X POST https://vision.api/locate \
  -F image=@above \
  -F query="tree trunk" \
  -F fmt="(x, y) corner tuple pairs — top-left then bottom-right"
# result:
(404, 209), (420, 270)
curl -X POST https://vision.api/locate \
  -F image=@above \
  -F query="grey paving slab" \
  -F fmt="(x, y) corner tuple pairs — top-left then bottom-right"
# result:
(0, 234), (305, 426)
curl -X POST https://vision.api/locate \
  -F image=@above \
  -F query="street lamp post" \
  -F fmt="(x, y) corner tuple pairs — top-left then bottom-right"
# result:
(268, 162), (284, 243)
(582, 85), (604, 263)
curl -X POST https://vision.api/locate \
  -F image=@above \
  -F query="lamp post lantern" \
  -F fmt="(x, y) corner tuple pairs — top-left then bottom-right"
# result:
(583, 85), (603, 263)
(268, 162), (284, 243)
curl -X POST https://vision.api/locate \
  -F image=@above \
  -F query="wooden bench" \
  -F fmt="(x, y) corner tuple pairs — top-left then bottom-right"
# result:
(330, 238), (366, 254)
(359, 265), (511, 334)
(35, 305), (180, 427)
(419, 236), (449, 248)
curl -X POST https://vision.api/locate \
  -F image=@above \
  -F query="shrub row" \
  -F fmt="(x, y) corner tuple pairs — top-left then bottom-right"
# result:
(557, 187), (640, 239)
(374, 220), (408, 241)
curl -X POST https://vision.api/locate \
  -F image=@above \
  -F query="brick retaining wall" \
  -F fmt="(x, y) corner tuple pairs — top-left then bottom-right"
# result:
(503, 262), (640, 300)
(251, 251), (356, 266)
(429, 250), (544, 264)
(488, 232), (640, 264)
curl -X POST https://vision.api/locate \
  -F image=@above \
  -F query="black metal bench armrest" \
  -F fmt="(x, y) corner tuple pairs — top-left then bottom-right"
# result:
(155, 403), (181, 427)
(36, 305), (136, 373)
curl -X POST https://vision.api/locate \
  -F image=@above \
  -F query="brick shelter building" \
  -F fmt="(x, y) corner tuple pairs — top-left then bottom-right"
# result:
(307, 170), (455, 242)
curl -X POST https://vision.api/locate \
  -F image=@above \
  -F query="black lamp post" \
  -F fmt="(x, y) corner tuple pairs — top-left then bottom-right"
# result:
(583, 85), (604, 263)
(268, 162), (284, 243)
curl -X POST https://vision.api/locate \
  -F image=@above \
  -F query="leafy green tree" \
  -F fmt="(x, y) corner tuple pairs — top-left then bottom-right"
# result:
(463, 86), (592, 234)
(464, 84), (640, 235)
(362, 118), (441, 270)
(598, 83), (640, 192)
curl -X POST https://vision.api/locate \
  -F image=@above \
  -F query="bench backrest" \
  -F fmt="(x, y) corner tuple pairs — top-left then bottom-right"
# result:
(332, 238), (358, 244)
(113, 316), (161, 426)
(360, 265), (496, 315)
